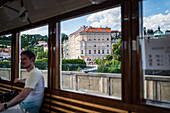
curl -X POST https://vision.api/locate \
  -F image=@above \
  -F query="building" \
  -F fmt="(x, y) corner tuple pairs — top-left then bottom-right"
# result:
(68, 26), (112, 65)
(63, 40), (69, 59)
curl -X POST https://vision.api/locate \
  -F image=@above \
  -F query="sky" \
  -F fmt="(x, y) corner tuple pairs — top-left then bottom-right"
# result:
(22, 0), (170, 36)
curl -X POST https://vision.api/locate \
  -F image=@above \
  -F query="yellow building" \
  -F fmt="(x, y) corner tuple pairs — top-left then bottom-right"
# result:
(68, 26), (112, 65)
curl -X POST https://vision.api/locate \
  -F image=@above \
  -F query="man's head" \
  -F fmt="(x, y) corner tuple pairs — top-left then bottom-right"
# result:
(21, 50), (36, 69)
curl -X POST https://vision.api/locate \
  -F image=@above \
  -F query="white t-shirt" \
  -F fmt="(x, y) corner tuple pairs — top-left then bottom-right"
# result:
(24, 68), (44, 102)
(19, 68), (44, 113)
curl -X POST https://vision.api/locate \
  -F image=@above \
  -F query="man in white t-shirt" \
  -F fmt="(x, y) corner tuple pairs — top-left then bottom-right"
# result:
(0, 50), (45, 113)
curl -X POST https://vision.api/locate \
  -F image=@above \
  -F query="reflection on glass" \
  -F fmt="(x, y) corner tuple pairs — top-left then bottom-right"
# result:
(142, 0), (170, 108)
(61, 7), (122, 99)
(0, 34), (12, 81)
(20, 25), (48, 87)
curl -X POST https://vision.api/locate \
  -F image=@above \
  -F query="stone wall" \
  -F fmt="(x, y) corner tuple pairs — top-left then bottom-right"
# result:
(0, 68), (170, 102)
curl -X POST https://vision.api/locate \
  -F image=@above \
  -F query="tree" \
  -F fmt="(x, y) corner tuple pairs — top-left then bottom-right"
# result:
(61, 33), (68, 44)
(106, 55), (113, 61)
(112, 40), (121, 61)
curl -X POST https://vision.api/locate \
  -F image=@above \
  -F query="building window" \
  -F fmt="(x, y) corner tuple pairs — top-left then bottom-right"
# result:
(89, 50), (91, 54)
(102, 36), (104, 40)
(89, 42), (91, 47)
(102, 43), (104, 46)
(81, 42), (83, 47)
(89, 36), (91, 40)
(81, 50), (83, 54)
(98, 36), (100, 40)
(107, 50), (109, 54)
(107, 43), (109, 47)
(98, 43), (100, 47)
(98, 50), (100, 54)
(94, 36), (96, 40)
(82, 36), (84, 40)
(94, 43), (96, 47)
(94, 50), (96, 54)
(102, 50), (104, 54)
(107, 36), (109, 40)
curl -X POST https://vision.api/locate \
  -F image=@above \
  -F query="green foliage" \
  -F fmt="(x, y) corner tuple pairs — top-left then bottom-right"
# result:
(0, 35), (12, 46)
(112, 40), (121, 61)
(111, 60), (121, 66)
(97, 65), (108, 73)
(108, 65), (121, 73)
(20, 34), (48, 49)
(0, 61), (11, 68)
(62, 59), (86, 71)
(61, 33), (68, 44)
(35, 58), (48, 62)
(62, 59), (86, 64)
(106, 55), (113, 61)
(95, 59), (105, 65)
(77, 67), (82, 72)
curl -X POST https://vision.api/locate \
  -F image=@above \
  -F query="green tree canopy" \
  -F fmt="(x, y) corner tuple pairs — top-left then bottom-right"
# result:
(112, 40), (121, 61)
(61, 33), (68, 44)
(106, 55), (113, 61)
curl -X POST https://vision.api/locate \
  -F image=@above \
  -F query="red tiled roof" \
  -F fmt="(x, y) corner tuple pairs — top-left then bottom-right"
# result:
(84, 27), (111, 33)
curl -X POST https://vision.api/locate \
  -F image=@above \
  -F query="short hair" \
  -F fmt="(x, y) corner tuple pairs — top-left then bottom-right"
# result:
(21, 50), (36, 60)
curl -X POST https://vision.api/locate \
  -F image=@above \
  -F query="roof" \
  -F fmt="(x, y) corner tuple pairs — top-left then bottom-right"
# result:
(83, 27), (111, 33)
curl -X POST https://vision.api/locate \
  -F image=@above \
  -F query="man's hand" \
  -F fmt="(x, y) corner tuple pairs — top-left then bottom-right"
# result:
(14, 78), (26, 83)
(0, 103), (5, 112)
(14, 78), (19, 83)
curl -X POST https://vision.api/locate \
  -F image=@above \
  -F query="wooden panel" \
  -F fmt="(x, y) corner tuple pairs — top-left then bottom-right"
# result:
(0, 83), (11, 93)
(51, 94), (128, 113)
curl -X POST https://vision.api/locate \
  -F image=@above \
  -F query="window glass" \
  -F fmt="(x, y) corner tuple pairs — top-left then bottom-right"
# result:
(94, 36), (96, 40)
(98, 43), (100, 47)
(89, 42), (91, 47)
(98, 36), (100, 40)
(94, 50), (96, 54)
(141, 0), (170, 108)
(94, 43), (96, 47)
(102, 36), (104, 40)
(98, 50), (100, 54)
(61, 6), (122, 99)
(20, 25), (48, 87)
(89, 50), (91, 54)
(89, 36), (91, 40)
(0, 34), (12, 81)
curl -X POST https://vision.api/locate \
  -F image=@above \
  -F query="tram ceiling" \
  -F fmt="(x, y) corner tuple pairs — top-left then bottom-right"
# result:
(0, 0), (109, 33)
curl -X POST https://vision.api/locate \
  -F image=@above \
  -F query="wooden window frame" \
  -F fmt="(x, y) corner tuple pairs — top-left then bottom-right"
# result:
(0, 0), (169, 112)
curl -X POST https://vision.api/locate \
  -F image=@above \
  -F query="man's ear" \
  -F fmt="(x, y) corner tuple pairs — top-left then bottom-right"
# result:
(31, 57), (35, 62)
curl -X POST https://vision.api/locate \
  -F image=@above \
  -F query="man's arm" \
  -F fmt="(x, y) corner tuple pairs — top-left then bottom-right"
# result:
(14, 78), (26, 83)
(0, 88), (32, 112)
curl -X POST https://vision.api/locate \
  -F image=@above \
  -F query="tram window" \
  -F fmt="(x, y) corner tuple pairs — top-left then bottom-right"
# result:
(20, 25), (48, 87)
(61, 6), (122, 99)
(141, 0), (170, 108)
(0, 34), (12, 81)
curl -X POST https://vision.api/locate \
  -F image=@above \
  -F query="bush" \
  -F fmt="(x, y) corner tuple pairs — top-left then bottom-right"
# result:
(0, 61), (11, 68)
(77, 67), (82, 72)
(95, 59), (105, 65)
(62, 59), (86, 71)
(108, 65), (121, 73)
(106, 55), (113, 61)
(97, 65), (108, 73)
